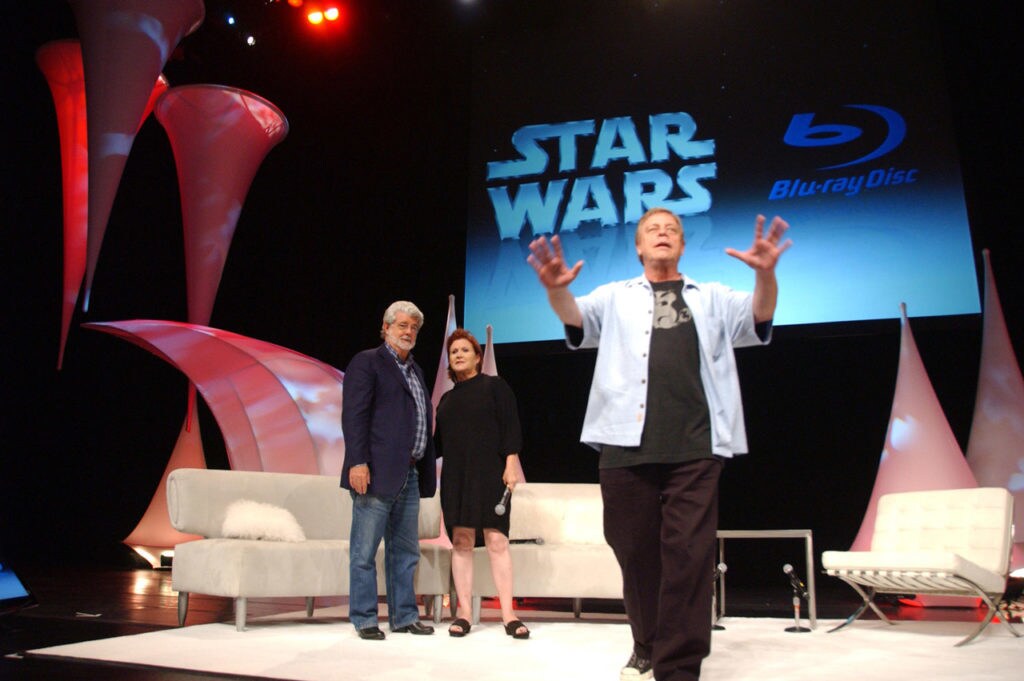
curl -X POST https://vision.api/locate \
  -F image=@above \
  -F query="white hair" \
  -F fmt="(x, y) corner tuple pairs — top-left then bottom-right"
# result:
(382, 300), (424, 328)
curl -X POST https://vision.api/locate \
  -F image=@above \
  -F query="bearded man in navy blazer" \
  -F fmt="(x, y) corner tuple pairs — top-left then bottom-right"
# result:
(341, 300), (438, 640)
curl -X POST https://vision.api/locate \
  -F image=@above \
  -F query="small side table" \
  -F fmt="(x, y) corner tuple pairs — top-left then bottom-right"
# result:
(715, 529), (817, 629)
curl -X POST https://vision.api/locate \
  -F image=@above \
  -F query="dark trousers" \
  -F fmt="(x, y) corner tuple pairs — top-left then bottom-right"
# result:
(601, 458), (722, 681)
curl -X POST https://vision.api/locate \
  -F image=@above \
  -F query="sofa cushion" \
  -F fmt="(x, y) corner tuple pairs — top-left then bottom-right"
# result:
(222, 499), (306, 542)
(172, 538), (348, 597)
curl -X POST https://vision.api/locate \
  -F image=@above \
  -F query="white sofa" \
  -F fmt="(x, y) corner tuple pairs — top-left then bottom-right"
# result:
(166, 467), (451, 630)
(468, 482), (622, 622)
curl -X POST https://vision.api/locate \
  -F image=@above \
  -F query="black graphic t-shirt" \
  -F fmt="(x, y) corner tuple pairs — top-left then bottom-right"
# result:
(600, 279), (712, 469)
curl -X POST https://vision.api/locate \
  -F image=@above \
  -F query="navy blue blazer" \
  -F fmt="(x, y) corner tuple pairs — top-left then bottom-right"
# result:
(340, 343), (437, 498)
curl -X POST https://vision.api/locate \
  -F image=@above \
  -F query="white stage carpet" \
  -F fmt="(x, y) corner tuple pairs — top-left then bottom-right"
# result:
(24, 609), (1022, 681)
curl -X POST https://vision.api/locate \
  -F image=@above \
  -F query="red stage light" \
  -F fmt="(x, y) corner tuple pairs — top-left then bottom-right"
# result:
(289, 0), (356, 29)
(304, 4), (349, 30)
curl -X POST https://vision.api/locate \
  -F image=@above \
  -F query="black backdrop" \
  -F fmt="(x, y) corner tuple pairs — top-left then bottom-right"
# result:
(2, 2), (1021, 585)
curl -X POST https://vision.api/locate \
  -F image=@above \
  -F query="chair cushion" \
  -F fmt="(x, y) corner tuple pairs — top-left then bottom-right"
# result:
(822, 549), (1006, 595)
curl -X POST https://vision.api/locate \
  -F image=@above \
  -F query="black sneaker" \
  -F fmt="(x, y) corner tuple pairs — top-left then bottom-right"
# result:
(620, 651), (653, 680)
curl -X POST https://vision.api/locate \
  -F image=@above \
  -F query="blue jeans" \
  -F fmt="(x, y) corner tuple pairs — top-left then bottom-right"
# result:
(348, 466), (421, 631)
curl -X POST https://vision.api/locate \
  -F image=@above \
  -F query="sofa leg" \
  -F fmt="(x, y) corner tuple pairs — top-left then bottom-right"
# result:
(235, 597), (247, 632)
(472, 596), (481, 625)
(306, 597), (315, 618)
(177, 592), (189, 626)
(431, 595), (443, 624)
(573, 597), (582, 618)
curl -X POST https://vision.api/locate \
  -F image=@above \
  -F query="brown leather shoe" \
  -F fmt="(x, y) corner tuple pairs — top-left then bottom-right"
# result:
(392, 620), (434, 635)
(357, 626), (385, 640)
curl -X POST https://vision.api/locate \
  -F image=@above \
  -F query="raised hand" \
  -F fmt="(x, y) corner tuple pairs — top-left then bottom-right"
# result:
(527, 235), (584, 289)
(725, 215), (792, 273)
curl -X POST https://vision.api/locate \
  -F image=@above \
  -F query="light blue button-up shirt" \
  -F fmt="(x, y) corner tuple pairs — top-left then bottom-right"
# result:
(568, 275), (770, 457)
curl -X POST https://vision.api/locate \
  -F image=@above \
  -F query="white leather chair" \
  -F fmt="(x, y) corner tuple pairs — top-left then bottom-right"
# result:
(822, 487), (1021, 646)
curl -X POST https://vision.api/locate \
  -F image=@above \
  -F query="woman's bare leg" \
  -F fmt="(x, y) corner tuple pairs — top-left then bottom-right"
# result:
(450, 526), (475, 632)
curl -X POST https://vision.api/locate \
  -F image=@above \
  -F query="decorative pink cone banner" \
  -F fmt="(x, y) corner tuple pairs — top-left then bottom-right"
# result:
(482, 323), (497, 376)
(967, 250), (1024, 569)
(84, 320), (345, 476)
(431, 293), (458, 422)
(68, 0), (204, 310)
(35, 39), (167, 368)
(155, 84), (289, 326)
(427, 294), (459, 549)
(849, 303), (977, 551)
(123, 416), (206, 567)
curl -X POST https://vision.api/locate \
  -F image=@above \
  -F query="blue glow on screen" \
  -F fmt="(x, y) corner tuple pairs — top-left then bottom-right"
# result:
(463, 3), (979, 345)
(0, 563), (30, 600)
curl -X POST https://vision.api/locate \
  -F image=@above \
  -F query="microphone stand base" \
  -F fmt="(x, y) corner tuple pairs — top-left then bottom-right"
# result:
(784, 625), (811, 633)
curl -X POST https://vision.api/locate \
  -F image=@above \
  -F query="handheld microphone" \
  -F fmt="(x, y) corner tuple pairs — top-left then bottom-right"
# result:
(783, 564), (808, 598)
(713, 562), (728, 579)
(494, 486), (512, 515)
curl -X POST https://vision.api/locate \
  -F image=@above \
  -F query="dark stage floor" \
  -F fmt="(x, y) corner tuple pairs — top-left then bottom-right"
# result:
(0, 561), (1009, 680)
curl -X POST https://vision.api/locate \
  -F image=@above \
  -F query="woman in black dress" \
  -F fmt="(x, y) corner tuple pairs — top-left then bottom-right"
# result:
(435, 329), (528, 639)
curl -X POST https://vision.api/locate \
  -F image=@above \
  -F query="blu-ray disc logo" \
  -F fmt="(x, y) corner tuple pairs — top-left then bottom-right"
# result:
(770, 104), (918, 200)
(784, 104), (905, 169)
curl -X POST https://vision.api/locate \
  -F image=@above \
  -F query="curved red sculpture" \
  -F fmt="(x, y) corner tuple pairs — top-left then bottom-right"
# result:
(35, 39), (168, 368)
(154, 84), (289, 326)
(36, 40), (88, 370)
(84, 320), (345, 476)
(68, 0), (205, 311)
(123, 417), (206, 567)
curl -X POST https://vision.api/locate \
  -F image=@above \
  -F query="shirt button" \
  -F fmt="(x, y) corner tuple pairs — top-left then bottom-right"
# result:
(639, 403), (645, 409)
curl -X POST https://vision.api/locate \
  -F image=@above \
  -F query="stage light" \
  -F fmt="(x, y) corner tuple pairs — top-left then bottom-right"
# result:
(307, 10), (324, 24)
(324, 7), (339, 21)
(226, 14), (236, 26)
(287, 0), (303, 7)
(246, 35), (256, 46)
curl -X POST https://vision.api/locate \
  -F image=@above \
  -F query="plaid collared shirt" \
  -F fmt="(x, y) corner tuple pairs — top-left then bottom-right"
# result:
(386, 344), (429, 460)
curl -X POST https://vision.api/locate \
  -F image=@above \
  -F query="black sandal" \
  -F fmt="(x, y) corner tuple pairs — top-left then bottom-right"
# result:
(448, 618), (471, 637)
(504, 619), (530, 639)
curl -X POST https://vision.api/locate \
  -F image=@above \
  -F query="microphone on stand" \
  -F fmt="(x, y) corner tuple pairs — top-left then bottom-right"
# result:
(711, 562), (727, 630)
(494, 486), (512, 516)
(783, 564), (811, 633)
(783, 563), (808, 599)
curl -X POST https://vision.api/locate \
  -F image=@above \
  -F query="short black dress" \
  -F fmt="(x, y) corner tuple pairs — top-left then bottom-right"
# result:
(435, 374), (523, 541)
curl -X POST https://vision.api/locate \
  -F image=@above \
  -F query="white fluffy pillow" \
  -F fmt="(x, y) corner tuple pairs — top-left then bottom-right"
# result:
(221, 499), (306, 542)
